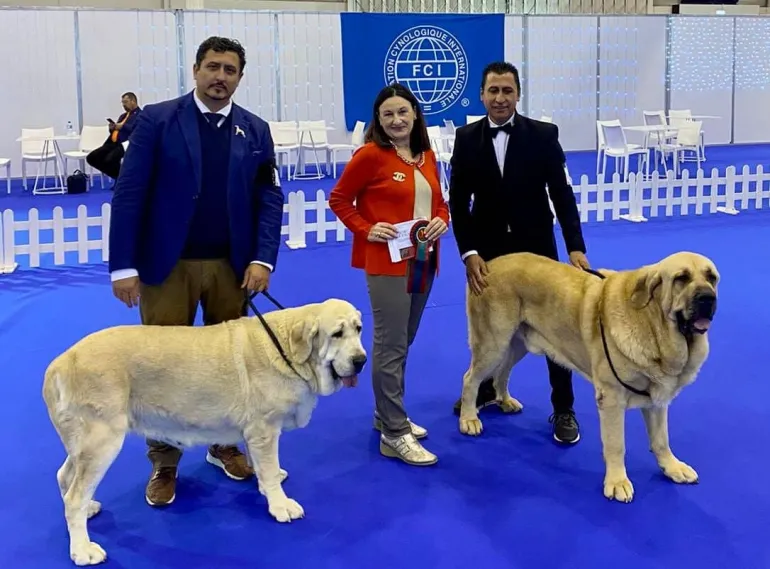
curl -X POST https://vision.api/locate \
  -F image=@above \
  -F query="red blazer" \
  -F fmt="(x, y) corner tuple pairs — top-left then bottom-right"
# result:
(329, 142), (450, 277)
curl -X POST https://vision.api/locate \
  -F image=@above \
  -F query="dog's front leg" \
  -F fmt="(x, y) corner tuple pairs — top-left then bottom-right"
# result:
(595, 386), (634, 502)
(244, 423), (304, 523)
(641, 405), (698, 485)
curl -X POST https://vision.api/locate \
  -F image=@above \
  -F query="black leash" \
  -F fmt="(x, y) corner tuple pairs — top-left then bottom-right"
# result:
(245, 290), (302, 377)
(583, 267), (651, 398)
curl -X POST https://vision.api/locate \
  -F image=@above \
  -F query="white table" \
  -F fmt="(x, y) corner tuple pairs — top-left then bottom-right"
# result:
(622, 125), (682, 179)
(15, 133), (80, 195)
(297, 125), (336, 181)
(273, 124), (335, 181)
(665, 114), (721, 119)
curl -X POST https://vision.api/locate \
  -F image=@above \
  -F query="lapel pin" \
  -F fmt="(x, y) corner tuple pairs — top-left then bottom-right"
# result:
(234, 125), (245, 138)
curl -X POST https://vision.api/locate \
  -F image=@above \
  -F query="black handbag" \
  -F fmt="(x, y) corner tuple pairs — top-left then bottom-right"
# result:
(67, 169), (89, 194)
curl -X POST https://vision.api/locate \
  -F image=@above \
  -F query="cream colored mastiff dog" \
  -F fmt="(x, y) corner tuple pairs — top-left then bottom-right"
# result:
(43, 298), (367, 566)
(458, 251), (719, 503)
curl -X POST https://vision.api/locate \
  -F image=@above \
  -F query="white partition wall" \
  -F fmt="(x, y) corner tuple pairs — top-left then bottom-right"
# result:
(503, 16), (524, 113)
(277, 12), (346, 143)
(79, 10), (179, 128)
(0, 9), (79, 178)
(598, 16), (667, 133)
(733, 17), (770, 144)
(525, 16), (598, 152)
(182, 10), (279, 120)
(0, 8), (768, 181)
(668, 16), (733, 145)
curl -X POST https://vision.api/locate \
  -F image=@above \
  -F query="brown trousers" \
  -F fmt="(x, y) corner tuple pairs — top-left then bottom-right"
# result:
(140, 259), (247, 468)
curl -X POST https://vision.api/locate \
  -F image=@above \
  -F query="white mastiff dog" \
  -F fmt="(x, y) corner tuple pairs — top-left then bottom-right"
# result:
(43, 298), (367, 566)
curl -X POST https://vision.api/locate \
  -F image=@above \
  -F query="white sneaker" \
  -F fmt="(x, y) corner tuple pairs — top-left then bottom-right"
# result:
(373, 416), (428, 439)
(380, 433), (438, 466)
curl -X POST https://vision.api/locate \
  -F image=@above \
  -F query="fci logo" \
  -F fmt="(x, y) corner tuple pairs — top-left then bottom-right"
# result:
(383, 25), (468, 116)
(392, 172), (406, 182)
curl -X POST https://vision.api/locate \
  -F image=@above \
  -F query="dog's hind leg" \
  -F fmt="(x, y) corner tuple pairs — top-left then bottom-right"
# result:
(492, 337), (527, 414)
(64, 418), (126, 566)
(51, 416), (103, 521)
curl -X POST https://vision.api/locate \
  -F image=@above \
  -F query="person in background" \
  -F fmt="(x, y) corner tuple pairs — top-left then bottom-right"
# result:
(108, 36), (284, 506)
(329, 83), (449, 467)
(86, 92), (141, 180)
(448, 61), (590, 445)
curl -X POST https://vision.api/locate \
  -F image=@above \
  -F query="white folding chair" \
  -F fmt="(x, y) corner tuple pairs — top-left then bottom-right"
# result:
(327, 120), (365, 178)
(599, 120), (649, 182)
(63, 125), (110, 187)
(0, 158), (10, 194)
(269, 121), (300, 181)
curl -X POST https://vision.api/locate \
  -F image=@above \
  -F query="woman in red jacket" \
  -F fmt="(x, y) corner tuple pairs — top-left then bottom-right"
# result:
(329, 83), (450, 467)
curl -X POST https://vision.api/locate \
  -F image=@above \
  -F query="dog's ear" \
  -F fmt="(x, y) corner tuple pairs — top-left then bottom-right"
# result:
(630, 268), (662, 310)
(289, 319), (319, 364)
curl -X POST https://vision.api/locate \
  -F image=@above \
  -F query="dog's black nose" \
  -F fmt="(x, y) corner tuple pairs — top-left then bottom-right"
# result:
(694, 292), (717, 318)
(352, 354), (367, 374)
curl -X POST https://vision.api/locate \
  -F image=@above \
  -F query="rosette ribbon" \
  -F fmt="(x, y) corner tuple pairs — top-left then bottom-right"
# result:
(406, 219), (433, 294)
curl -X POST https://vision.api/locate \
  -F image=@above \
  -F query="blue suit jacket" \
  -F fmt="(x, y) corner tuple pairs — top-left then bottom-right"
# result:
(108, 91), (284, 286)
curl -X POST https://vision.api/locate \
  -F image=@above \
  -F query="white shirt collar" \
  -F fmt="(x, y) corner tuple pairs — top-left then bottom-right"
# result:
(488, 112), (515, 129)
(193, 89), (232, 117)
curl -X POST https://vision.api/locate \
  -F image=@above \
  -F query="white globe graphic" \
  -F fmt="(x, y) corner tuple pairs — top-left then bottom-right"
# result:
(384, 26), (467, 115)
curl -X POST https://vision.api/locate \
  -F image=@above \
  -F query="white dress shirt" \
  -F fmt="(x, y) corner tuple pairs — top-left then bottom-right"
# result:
(111, 91), (273, 282)
(461, 114), (515, 263)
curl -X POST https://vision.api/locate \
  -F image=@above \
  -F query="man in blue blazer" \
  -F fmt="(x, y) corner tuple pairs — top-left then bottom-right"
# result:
(108, 36), (285, 507)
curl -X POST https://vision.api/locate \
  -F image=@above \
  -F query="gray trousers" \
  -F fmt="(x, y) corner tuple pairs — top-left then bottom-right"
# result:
(366, 270), (435, 438)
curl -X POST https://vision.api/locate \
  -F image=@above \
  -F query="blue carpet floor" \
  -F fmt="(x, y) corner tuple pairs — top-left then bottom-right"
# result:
(0, 207), (769, 568)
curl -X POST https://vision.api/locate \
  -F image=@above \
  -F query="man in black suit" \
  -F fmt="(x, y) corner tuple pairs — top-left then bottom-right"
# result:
(448, 61), (590, 444)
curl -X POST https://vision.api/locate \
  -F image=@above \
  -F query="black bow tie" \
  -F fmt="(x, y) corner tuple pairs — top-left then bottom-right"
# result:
(489, 123), (514, 138)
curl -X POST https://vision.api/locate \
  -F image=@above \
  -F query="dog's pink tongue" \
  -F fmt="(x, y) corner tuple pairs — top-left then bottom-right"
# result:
(342, 375), (358, 388)
(694, 318), (711, 331)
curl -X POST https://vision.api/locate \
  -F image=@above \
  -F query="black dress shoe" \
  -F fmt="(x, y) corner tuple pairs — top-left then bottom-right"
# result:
(453, 378), (498, 416)
(549, 410), (580, 444)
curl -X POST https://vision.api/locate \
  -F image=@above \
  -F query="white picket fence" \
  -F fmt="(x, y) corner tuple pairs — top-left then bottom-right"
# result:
(1, 165), (768, 273)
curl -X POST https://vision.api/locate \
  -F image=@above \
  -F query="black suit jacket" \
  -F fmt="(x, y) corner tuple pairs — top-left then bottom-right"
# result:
(448, 113), (586, 263)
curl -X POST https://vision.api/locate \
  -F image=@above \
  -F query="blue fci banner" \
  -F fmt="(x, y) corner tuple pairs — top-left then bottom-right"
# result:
(340, 13), (505, 131)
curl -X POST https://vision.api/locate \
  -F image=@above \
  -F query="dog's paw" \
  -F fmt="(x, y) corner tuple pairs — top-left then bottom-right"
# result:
(459, 417), (483, 436)
(86, 500), (101, 519)
(268, 497), (305, 523)
(498, 396), (523, 414)
(70, 541), (107, 566)
(661, 459), (699, 484)
(258, 468), (289, 496)
(603, 475), (634, 503)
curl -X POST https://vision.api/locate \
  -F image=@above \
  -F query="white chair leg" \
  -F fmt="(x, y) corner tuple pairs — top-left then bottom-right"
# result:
(596, 149), (602, 179)
(601, 153), (608, 182)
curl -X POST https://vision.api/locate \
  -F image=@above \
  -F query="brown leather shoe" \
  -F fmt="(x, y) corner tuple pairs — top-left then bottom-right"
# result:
(145, 466), (177, 507)
(206, 445), (253, 480)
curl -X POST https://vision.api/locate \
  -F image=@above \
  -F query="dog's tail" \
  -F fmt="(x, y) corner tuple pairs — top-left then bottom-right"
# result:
(42, 352), (74, 419)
